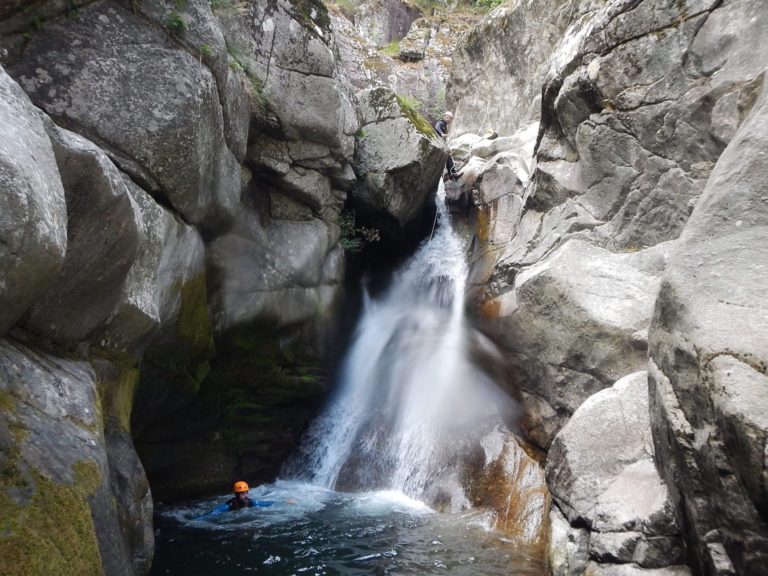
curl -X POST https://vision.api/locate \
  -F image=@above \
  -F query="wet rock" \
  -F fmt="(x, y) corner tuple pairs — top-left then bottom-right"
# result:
(465, 428), (550, 548)
(648, 73), (768, 576)
(353, 86), (447, 227)
(8, 1), (240, 232)
(549, 506), (589, 576)
(0, 67), (67, 337)
(583, 563), (691, 576)
(24, 124), (140, 346)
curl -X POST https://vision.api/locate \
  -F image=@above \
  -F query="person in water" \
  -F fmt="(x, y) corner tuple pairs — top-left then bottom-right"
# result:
(227, 480), (258, 510)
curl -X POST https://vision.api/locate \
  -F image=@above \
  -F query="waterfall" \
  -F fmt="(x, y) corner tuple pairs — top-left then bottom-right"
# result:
(286, 182), (516, 506)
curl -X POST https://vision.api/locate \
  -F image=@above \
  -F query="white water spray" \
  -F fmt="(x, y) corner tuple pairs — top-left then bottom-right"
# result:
(287, 182), (515, 505)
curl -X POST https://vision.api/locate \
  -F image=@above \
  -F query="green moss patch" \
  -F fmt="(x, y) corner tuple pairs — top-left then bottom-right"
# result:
(0, 457), (104, 576)
(201, 323), (326, 455)
(396, 95), (436, 138)
(143, 273), (215, 395)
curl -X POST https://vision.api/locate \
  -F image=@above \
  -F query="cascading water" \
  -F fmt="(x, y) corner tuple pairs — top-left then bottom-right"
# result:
(286, 182), (517, 507)
(151, 183), (542, 576)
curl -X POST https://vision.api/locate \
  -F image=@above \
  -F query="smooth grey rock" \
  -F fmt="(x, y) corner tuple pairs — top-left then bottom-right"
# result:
(354, 87), (447, 226)
(0, 67), (67, 337)
(448, 0), (583, 137)
(10, 1), (240, 232)
(549, 505), (590, 576)
(546, 371), (677, 537)
(354, 0), (420, 49)
(24, 125), (140, 345)
(492, 241), (660, 404)
(648, 72), (768, 576)
(95, 176), (206, 358)
(584, 562), (691, 576)
(208, 211), (343, 332)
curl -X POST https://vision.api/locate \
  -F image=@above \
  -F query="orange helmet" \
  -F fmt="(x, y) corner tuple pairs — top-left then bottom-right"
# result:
(233, 481), (249, 493)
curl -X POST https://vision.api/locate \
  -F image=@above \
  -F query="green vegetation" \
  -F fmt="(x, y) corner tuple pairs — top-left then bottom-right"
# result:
(0, 452), (104, 576)
(339, 209), (380, 253)
(166, 10), (186, 34)
(227, 42), (272, 120)
(289, 0), (332, 38)
(473, 0), (505, 11)
(199, 43), (213, 58)
(396, 94), (436, 138)
(381, 39), (401, 57)
(0, 390), (15, 412)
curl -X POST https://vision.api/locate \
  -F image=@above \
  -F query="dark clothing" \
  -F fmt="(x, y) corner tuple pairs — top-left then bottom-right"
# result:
(435, 119), (457, 174)
(226, 496), (254, 511)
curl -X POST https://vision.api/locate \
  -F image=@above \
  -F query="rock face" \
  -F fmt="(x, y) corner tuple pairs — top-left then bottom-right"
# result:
(329, 5), (478, 127)
(0, 0), (451, 571)
(9, 1), (240, 233)
(0, 337), (152, 576)
(447, 0), (768, 574)
(447, 0), (580, 137)
(648, 75), (768, 576)
(353, 0), (421, 49)
(0, 68), (66, 337)
(353, 86), (447, 229)
(547, 372), (687, 575)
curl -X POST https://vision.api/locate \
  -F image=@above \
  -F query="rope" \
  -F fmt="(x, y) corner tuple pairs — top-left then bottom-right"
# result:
(429, 202), (439, 242)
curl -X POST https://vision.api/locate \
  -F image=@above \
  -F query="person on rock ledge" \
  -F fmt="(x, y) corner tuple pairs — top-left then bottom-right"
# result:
(434, 111), (462, 181)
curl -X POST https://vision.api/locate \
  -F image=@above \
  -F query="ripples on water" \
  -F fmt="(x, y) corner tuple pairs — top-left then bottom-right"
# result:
(151, 481), (545, 576)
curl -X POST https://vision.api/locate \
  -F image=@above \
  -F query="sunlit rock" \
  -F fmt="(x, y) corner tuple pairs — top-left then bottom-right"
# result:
(94, 177), (208, 360)
(546, 371), (687, 574)
(484, 240), (670, 446)
(0, 67), (67, 337)
(23, 124), (141, 345)
(7, 1), (240, 233)
(648, 73), (768, 576)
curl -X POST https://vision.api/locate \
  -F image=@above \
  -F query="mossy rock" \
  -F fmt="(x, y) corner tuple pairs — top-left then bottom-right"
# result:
(201, 322), (327, 454)
(396, 94), (436, 138)
(0, 455), (104, 576)
(142, 272), (215, 395)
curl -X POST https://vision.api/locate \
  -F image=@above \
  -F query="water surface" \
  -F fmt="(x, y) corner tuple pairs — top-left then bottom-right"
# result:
(151, 481), (545, 576)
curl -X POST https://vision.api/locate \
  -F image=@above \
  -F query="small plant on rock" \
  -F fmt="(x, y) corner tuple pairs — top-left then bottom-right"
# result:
(166, 11), (186, 34)
(339, 209), (380, 253)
